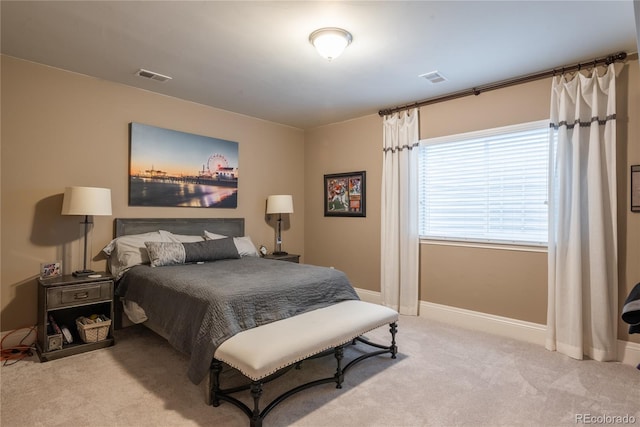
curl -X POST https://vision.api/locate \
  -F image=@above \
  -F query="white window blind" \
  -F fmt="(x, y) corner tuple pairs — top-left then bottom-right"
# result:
(419, 120), (549, 245)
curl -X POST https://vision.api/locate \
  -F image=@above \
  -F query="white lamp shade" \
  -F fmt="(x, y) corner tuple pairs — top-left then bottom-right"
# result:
(61, 186), (112, 216)
(266, 195), (294, 214)
(309, 28), (352, 61)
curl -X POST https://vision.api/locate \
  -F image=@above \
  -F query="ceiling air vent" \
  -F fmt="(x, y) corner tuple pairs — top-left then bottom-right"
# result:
(136, 69), (172, 82)
(419, 70), (447, 84)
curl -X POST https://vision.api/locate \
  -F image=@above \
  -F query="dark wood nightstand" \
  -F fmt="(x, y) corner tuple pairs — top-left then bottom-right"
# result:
(36, 272), (115, 361)
(263, 253), (300, 263)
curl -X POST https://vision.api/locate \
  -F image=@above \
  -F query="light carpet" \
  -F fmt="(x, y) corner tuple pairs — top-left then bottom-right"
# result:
(1, 315), (639, 426)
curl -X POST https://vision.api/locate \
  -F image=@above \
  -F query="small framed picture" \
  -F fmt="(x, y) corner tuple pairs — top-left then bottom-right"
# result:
(40, 261), (62, 279)
(632, 165), (640, 213)
(324, 171), (366, 217)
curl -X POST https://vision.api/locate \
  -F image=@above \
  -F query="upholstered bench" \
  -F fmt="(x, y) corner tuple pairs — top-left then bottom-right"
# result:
(209, 300), (399, 427)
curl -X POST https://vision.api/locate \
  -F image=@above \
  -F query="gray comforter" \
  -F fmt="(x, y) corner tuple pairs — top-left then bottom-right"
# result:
(116, 257), (360, 384)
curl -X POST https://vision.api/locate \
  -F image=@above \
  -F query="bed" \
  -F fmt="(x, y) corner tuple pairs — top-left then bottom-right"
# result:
(108, 217), (398, 426)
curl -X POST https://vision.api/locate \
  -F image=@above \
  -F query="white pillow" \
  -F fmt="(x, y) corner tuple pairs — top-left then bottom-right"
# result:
(102, 231), (171, 278)
(233, 236), (260, 257)
(203, 230), (259, 257)
(159, 230), (205, 243)
(203, 230), (227, 240)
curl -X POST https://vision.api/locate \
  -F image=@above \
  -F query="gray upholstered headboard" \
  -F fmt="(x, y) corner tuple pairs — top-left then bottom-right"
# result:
(114, 218), (245, 238)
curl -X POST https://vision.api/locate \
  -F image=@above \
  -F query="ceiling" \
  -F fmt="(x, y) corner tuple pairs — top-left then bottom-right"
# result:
(1, 1), (638, 130)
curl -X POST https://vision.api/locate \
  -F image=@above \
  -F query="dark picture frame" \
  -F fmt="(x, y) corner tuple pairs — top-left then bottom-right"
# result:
(632, 165), (640, 212)
(129, 123), (239, 208)
(324, 171), (366, 217)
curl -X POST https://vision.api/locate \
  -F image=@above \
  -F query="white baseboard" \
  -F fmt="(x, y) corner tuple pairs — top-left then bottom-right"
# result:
(419, 300), (547, 346)
(617, 339), (640, 367)
(353, 287), (640, 369)
(354, 288), (382, 304)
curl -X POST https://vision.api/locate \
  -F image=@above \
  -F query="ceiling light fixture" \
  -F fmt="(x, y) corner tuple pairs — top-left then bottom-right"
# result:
(309, 27), (353, 61)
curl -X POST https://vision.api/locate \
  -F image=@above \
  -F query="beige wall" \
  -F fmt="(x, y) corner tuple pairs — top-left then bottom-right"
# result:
(305, 61), (640, 343)
(1, 56), (305, 331)
(3, 54), (639, 346)
(304, 115), (382, 291)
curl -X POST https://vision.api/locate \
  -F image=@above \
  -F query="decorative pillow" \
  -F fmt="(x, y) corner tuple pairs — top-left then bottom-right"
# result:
(145, 237), (240, 267)
(159, 230), (205, 243)
(203, 230), (259, 257)
(102, 231), (171, 278)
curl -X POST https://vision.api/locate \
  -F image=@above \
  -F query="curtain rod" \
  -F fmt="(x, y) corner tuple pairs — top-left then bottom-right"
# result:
(378, 51), (635, 117)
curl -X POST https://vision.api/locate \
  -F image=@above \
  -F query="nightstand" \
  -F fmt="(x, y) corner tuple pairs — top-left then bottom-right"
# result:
(36, 273), (115, 361)
(263, 253), (300, 263)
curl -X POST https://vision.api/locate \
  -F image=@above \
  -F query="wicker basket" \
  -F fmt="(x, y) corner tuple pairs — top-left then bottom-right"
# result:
(76, 317), (111, 343)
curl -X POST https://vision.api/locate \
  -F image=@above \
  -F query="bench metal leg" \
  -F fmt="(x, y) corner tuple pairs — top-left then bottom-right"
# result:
(210, 359), (222, 406)
(343, 321), (398, 373)
(390, 322), (398, 359)
(250, 381), (263, 427)
(334, 345), (344, 389)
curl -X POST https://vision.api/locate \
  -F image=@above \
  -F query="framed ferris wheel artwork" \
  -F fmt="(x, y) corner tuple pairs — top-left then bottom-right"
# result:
(128, 123), (239, 208)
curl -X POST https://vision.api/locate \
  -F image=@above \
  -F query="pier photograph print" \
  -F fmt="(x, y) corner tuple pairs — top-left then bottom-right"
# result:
(129, 123), (238, 208)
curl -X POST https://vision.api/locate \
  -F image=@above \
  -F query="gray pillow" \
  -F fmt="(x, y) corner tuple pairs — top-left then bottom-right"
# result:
(145, 238), (240, 267)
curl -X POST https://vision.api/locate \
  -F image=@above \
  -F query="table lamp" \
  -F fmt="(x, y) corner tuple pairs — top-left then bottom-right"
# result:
(61, 186), (112, 276)
(266, 195), (293, 255)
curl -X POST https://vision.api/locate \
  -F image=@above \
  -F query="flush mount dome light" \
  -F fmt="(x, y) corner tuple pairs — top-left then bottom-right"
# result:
(309, 27), (353, 61)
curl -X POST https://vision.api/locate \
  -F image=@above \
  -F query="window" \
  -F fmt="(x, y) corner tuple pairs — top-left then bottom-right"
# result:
(418, 120), (549, 246)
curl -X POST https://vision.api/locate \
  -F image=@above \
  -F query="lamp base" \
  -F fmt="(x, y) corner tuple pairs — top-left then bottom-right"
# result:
(72, 269), (96, 277)
(272, 251), (289, 255)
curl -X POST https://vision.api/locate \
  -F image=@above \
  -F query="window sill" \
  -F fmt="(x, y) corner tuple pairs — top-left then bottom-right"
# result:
(420, 238), (547, 253)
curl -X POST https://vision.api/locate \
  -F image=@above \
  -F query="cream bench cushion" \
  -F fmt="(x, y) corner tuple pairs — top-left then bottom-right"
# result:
(213, 300), (398, 381)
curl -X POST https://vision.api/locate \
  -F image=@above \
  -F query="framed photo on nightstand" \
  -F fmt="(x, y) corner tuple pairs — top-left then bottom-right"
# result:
(40, 261), (62, 279)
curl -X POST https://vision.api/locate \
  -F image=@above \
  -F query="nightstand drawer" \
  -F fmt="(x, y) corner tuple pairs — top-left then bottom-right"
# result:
(47, 281), (113, 309)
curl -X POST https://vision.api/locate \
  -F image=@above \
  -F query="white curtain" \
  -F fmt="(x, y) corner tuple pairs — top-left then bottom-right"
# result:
(381, 108), (420, 315)
(546, 63), (619, 361)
